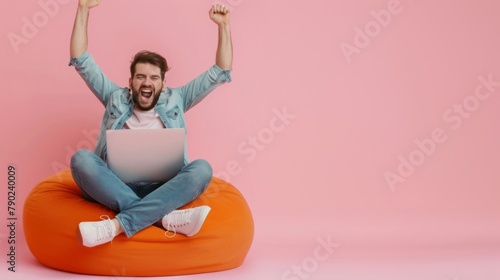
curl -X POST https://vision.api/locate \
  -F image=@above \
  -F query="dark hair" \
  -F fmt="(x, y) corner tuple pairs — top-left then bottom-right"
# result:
(130, 50), (170, 80)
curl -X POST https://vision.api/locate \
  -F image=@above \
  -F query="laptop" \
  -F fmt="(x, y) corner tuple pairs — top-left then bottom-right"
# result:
(105, 128), (185, 183)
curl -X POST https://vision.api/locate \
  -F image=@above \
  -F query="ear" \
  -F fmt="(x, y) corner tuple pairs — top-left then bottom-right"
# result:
(129, 77), (132, 88)
(162, 79), (167, 92)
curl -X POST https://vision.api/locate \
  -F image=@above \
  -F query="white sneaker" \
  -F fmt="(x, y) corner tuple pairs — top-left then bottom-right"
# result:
(162, 206), (211, 238)
(79, 215), (116, 247)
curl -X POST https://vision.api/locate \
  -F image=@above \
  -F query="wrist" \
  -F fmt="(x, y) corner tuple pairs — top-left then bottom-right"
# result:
(77, 4), (91, 12)
(218, 22), (230, 30)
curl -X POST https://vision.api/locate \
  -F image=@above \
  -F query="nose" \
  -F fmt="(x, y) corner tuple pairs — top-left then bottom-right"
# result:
(142, 77), (153, 87)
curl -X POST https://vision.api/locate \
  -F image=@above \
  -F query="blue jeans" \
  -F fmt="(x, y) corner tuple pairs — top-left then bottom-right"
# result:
(70, 149), (212, 237)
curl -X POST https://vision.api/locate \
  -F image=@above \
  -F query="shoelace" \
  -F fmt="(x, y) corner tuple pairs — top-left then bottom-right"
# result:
(164, 210), (192, 238)
(94, 215), (114, 242)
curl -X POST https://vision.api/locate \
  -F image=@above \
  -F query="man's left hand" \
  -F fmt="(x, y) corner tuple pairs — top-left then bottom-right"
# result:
(209, 4), (230, 26)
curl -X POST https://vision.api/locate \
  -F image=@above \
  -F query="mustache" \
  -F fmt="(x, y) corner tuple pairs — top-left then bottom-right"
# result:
(140, 85), (155, 90)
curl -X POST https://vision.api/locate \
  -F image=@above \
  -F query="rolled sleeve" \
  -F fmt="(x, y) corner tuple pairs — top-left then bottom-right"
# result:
(67, 51), (120, 105)
(68, 51), (91, 67)
(178, 64), (233, 112)
(211, 64), (232, 83)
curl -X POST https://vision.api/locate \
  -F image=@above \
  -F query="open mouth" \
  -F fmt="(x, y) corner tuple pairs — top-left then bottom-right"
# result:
(140, 88), (153, 102)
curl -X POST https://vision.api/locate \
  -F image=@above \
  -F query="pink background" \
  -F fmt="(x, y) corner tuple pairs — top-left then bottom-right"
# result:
(1, 0), (500, 279)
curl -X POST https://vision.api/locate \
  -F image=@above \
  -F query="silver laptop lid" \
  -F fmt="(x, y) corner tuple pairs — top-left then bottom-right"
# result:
(105, 128), (185, 183)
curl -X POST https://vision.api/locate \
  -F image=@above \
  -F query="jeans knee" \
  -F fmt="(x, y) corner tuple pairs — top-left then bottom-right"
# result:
(70, 149), (94, 170)
(190, 159), (213, 182)
(193, 159), (214, 178)
(70, 149), (84, 170)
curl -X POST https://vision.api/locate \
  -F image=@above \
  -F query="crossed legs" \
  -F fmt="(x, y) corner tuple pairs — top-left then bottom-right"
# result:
(70, 149), (212, 246)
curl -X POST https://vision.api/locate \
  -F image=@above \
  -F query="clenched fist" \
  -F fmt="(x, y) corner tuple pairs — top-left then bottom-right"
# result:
(209, 4), (230, 26)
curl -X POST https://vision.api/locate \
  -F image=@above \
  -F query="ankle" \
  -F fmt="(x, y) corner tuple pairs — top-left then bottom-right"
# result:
(112, 219), (124, 236)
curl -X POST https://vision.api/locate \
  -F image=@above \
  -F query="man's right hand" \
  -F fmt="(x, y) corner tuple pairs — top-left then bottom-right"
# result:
(79, 0), (101, 9)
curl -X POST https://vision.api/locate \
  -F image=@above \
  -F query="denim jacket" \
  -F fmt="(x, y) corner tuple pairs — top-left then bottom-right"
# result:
(69, 51), (231, 164)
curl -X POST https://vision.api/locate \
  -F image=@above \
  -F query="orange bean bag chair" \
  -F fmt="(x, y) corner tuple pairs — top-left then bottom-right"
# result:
(23, 168), (254, 276)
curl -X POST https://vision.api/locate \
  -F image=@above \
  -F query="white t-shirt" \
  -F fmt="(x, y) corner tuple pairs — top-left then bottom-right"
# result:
(123, 108), (165, 129)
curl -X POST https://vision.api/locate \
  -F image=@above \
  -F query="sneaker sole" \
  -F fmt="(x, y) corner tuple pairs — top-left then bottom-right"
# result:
(185, 206), (211, 237)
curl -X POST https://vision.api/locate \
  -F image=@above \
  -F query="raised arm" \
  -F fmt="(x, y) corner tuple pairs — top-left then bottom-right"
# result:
(69, 0), (120, 105)
(209, 4), (233, 70)
(70, 0), (101, 58)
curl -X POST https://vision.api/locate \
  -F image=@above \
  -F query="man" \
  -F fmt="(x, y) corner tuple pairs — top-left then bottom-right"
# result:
(69, 0), (233, 247)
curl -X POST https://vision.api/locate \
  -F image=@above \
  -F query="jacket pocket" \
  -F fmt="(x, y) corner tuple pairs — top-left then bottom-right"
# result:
(106, 103), (120, 119)
(165, 105), (185, 128)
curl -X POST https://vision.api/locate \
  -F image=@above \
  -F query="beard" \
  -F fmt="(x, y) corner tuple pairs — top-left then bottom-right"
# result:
(131, 85), (162, 111)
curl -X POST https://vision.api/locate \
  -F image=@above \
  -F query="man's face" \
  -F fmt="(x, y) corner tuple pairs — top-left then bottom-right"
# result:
(129, 63), (165, 111)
